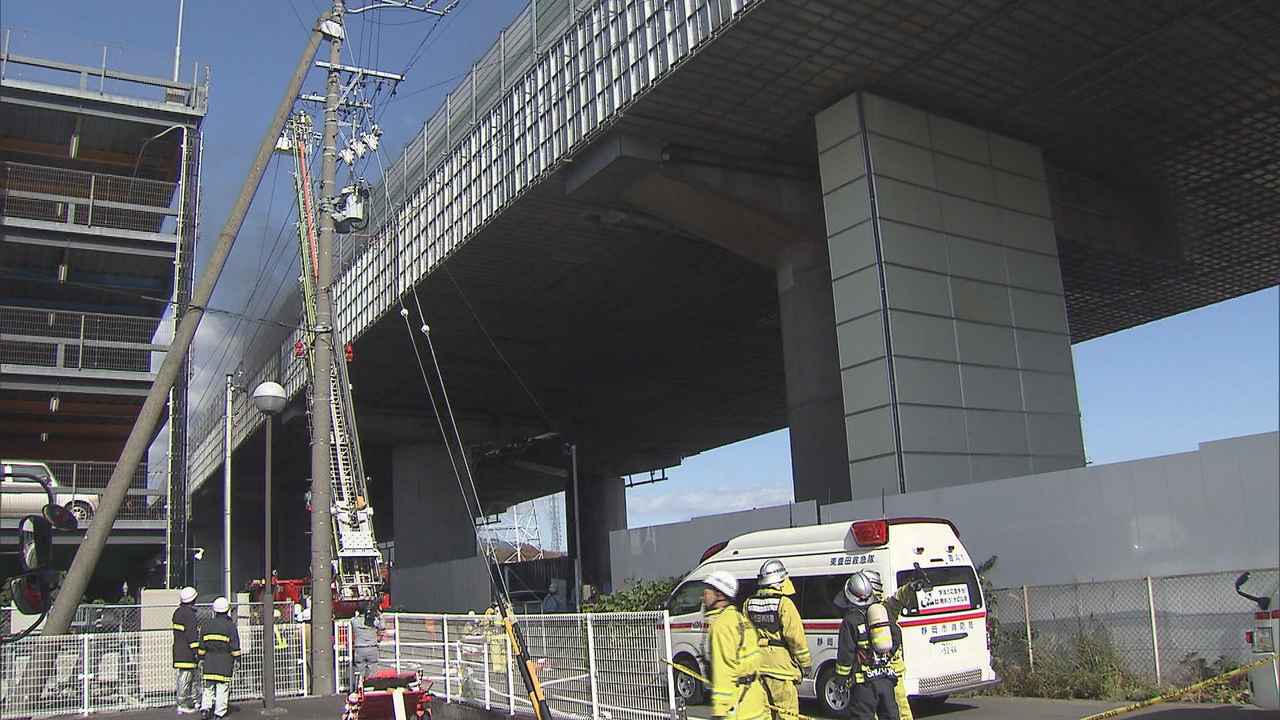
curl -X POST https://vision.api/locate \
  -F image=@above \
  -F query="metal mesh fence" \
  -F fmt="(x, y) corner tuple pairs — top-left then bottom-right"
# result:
(0, 619), (306, 719)
(1, 460), (164, 528)
(0, 161), (178, 234)
(349, 611), (675, 720)
(992, 568), (1279, 687)
(0, 305), (163, 374)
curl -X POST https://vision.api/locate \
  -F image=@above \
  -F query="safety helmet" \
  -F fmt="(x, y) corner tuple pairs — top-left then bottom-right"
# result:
(703, 571), (739, 599)
(758, 559), (789, 587)
(179, 587), (198, 604)
(212, 597), (230, 614)
(843, 570), (883, 607)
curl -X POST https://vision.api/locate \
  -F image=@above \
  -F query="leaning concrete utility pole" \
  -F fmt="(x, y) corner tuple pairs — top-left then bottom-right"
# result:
(44, 21), (327, 636)
(308, 0), (343, 694)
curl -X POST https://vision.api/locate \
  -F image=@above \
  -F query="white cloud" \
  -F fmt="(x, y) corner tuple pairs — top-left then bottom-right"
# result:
(628, 484), (794, 527)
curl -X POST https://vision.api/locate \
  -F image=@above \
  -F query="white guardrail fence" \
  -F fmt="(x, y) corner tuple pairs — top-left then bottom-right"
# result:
(335, 612), (679, 720)
(1, 610), (676, 720)
(0, 624), (308, 719)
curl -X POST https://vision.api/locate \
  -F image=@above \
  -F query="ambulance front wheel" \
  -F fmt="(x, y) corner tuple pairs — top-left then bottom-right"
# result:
(816, 666), (850, 717)
(674, 656), (706, 705)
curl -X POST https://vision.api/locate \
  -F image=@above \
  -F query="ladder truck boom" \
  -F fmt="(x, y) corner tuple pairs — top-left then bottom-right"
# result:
(285, 114), (383, 600)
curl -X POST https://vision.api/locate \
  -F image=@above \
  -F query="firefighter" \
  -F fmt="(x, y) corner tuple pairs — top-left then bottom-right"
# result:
(171, 586), (200, 715)
(834, 571), (902, 720)
(353, 602), (385, 686)
(198, 597), (241, 720)
(745, 560), (811, 719)
(484, 604), (508, 673)
(702, 571), (767, 720)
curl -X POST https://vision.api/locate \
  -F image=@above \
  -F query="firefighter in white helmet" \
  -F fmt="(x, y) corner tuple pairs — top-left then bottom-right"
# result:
(198, 597), (240, 720)
(171, 586), (200, 714)
(745, 560), (810, 719)
(834, 570), (905, 720)
(702, 571), (767, 720)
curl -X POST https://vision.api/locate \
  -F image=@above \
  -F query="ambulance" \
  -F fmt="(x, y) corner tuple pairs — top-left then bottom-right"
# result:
(665, 517), (998, 715)
(1234, 571), (1279, 709)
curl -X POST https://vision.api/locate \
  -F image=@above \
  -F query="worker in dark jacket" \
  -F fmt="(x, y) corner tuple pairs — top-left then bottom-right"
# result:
(834, 571), (904, 720)
(172, 586), (201, 714)
(199, 597), (241, 720)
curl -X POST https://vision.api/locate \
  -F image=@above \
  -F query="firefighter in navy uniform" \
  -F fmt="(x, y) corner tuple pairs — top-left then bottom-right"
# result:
(198, 597), (241, 720)
(745, 560), (811, 719)
(834, 571), (904, 720)
(171, 587), (201, 714)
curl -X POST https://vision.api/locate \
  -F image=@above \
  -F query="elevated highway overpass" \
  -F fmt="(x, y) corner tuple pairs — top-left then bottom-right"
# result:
(187, 0), (1279, 600)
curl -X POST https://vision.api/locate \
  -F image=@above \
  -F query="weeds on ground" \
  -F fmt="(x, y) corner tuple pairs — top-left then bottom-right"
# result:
(584, 577), (680, 612)
(1175, 653), (1250, 704)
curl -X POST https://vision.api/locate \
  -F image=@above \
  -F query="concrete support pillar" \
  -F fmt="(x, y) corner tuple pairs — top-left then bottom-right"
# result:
(576, 476), (627, 595)
(391, 443), (479, 565)
(777, 242), (851, 506)
(389, 443), (486, 609)
(815, 92), (1085, 499)
(229, 480), (264, 596)
(189, 486), (222, 597)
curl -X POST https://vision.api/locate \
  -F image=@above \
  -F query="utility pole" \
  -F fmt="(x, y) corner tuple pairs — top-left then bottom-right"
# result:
(172, 0), (185, 82)
(44, 22), (327, 636)
(309, 1), (344, 694)
(224, 374), (235, 599)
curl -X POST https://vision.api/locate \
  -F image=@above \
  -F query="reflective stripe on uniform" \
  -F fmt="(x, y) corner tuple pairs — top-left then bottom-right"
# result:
(174, 661), (196, 669)
(173, 623), (186, 631)
(204, 673), (231, 683)
(230, 650), (242, 657)
(189, 641), (201, 649)
(835, 664), (852, 675)
(203, 633), (231, 642)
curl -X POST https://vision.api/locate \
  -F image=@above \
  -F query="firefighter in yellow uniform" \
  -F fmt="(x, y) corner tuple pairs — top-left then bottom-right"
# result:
(702, 571), (768, 720)
(484, 604), (508, 673)
(745, 560), (810, 719)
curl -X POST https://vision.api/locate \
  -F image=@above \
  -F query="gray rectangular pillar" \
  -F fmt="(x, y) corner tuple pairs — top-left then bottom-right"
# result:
(816, 92), (1085, 499)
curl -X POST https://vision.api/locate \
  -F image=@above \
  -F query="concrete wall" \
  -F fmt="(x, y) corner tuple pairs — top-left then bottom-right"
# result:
(816, 92), (1084, 499)
(610, 433), (1278, 589)
(609, 501), (818, 590)
(392, 555), (492, 613)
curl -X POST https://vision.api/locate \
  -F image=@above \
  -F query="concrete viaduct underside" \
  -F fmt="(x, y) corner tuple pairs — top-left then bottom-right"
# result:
(193, 0), (1278, 600)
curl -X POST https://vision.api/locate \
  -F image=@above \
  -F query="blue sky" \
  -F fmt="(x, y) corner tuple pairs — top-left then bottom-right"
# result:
(7, 2), (1277, 536)
(626, 286), (1279, 527)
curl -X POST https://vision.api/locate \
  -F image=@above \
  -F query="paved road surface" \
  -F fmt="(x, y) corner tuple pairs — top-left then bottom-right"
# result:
(683, 696), (1280, 720)
(90, 694), (1278, 720)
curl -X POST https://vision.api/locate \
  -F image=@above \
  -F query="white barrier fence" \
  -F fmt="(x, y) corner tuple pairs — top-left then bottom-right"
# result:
(0, 623), (308, 719)
(336, 611), (679, 720)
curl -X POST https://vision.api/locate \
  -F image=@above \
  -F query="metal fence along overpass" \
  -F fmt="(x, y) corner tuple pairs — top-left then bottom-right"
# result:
(188, 0), (1279, 597)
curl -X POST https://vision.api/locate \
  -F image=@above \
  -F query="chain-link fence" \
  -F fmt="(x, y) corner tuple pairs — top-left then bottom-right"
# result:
(0, 161), (178, 234)
(991, 568), (1279, 688)
(0, 305), (164, 374)
(0, 620), (307, 719)
(338, 611), (677, 720)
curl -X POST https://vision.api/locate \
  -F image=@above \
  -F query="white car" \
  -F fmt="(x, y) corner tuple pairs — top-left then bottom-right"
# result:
(1, 460), (99, 523)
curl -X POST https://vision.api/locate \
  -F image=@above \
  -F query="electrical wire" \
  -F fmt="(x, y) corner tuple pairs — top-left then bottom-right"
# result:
(0, 273), (308, 333)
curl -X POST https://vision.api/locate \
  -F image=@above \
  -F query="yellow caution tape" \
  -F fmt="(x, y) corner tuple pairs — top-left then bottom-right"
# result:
(662, 659), (817, 720)
(1079, 653), (1278, 720)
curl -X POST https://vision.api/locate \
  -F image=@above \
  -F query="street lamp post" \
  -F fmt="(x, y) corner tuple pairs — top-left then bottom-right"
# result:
(252, 382), (286, 713)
